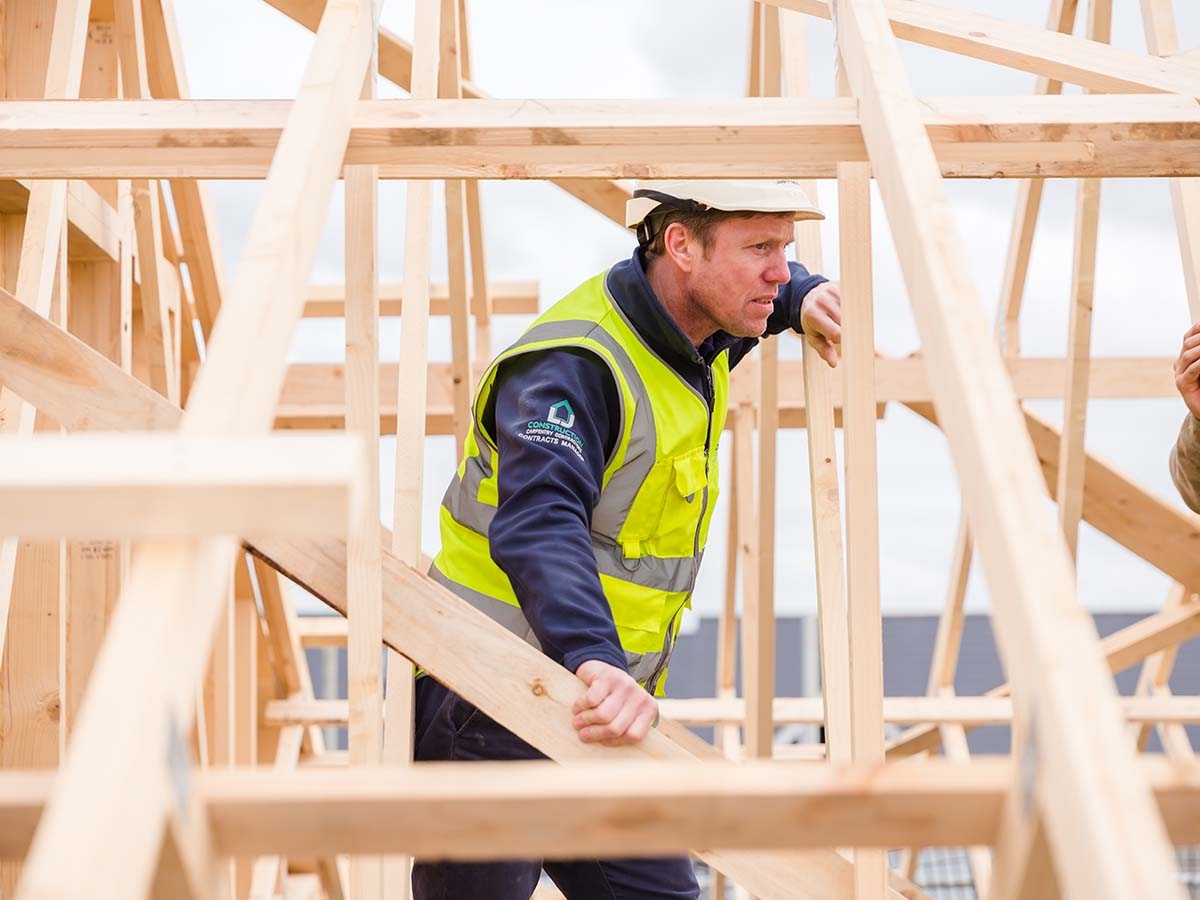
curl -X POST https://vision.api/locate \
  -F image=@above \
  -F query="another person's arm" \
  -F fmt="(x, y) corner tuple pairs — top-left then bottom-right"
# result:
(1170, 322), (1200, 513)
(489, 350), (658, 745)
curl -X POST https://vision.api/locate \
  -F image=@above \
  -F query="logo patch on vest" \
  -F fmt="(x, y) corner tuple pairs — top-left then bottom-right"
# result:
(547, 400), (575, 428)
(519, 400), (584, 461)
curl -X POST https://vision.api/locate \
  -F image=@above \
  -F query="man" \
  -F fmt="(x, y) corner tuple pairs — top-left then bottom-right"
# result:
(1171, 320), (1200, 511)
(412, 179), (843, 900)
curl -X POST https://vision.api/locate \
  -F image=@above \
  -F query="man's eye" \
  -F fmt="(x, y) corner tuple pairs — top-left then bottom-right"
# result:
(754, 243), (768, 251)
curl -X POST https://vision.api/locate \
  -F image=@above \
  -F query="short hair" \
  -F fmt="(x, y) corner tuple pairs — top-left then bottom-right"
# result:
(642, 208), (790, 260)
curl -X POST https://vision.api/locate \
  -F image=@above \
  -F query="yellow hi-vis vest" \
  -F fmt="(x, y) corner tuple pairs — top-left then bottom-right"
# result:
(430, 271), (729, 696)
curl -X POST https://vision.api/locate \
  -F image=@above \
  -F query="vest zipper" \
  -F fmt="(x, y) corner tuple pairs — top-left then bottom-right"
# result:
(645, 363), (716, 698)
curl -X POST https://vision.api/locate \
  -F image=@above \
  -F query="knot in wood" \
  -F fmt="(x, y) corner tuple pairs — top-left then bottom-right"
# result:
(530, 679), (546, 697)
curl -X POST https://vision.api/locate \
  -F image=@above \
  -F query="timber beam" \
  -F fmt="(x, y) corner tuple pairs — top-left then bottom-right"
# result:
(763, 0), (1200, 96)
(1, 96), (1200, 179)
(5, 758), (1200, 858)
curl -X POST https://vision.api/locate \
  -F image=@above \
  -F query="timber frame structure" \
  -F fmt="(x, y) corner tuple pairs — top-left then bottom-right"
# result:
(0, 0), (1199, 898)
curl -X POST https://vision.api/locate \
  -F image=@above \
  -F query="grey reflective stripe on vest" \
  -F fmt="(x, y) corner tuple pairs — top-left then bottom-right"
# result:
(442, 316), (657, 544)
(429, 563), (542, 650)
(592, 536), (700, 595)
(431, 563), (665, 684)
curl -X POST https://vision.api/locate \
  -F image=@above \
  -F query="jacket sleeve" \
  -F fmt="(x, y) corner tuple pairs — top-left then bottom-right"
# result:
(728, 261), (829, 369)
(1170, 413), (1200, 514)
(487, 348), (630, 674)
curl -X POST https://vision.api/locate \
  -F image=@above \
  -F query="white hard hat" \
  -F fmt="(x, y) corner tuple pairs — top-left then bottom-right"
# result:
(625, 178), (825, 232)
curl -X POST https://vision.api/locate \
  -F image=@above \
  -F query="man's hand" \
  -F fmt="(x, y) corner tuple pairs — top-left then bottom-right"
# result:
(800, 281), (842, 368)
(1175, 322), (1200, 419)
(572, 659), (658, 746)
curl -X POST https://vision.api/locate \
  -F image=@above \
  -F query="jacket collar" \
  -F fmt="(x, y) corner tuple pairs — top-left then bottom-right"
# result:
(605, 249), (737, 371)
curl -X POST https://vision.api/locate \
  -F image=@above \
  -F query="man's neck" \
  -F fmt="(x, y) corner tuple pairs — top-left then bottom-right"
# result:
(644, 255), (711, 347)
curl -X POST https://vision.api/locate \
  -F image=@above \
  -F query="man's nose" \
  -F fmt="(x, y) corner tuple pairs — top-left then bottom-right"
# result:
(767, 248), (790, 284)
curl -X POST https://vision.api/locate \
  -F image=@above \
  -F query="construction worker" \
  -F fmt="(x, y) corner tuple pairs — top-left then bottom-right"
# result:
(1171, 320), (1200, 511)
(412, 179), (842, 900)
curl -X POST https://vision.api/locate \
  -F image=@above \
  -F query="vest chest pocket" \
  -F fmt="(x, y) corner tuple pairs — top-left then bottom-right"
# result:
(620, 445), (711, 560)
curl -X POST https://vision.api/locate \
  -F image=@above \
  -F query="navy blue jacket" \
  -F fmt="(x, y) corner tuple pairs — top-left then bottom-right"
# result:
(483, 249), (828, 675)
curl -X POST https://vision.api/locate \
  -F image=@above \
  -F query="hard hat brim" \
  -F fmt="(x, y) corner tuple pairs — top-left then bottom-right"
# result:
(624, 196), (825, 229)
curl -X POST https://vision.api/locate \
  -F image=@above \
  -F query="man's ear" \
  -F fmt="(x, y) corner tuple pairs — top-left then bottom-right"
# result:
(663, 222), (696, 272)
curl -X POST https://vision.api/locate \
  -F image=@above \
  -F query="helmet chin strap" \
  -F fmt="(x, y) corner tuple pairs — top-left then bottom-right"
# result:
(633, 189), (712, 250)
(636, 218), (656, 250)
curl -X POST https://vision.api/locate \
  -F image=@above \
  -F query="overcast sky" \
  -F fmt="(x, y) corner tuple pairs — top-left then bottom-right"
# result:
(176, 1), (1200, 625)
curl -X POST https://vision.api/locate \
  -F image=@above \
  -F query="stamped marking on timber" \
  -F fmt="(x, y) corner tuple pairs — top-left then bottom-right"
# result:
(166, 713), (191, 822)
(1019, 716), (1039, 816)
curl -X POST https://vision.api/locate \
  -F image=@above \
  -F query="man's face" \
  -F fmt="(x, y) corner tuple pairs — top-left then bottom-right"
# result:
(683, 214), (795, 339)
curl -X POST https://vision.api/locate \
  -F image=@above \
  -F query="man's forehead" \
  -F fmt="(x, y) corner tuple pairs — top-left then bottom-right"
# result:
(718, 214), (796, 239)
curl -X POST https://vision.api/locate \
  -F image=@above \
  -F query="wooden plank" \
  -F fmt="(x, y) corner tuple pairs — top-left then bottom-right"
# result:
(303, 280), (536, 318)
(383, 1), (443, 895)
(249, 725), (304, 900)
(0, 759), (992, 857)
(833, 0), (1181, 897)
(200, 759), (1016, 856)
(42, 759), (1200, 859)
(5, 95), (1200, 179)
(253, 557), (327, 755)
(838, 159), (886, 899)
(1139, 0), (1200, 320)
(233, 590), (260, 900)
(112, 0), (177, 403)
(150, 784), (221, 900)
(903, 397), (1200, 596)
(0, 178), (124, 262)
(0, 433), (363, 539)
(734, 405), (767, 756)
(764, 0), (1200, 95)
(929, 516), (971, 696)
(0, 0), (92, 698)
(464, 182), (492, 366)
(345, 25), (383, 898)
(908, 514), (981, 893)
(0, 202), (66, 896)
(1133, 585), (1195, 760)
(745, 3), (780, 773)
(778, 7), (851, 772)
(140, 0), (229, 340)
(63, 255), (127, 741)
(444, 181), (473, 456)
(1023, 407), (1200, 591)
(1057, 0), (1109, 560)
(269, 694), (1200, 728)
(273, 355), (1179, 434)
(297, 615), (349, 647)
(994, 0), (1080, 358)
(438, 0), (471, 457)
(14, 2), (377, 897)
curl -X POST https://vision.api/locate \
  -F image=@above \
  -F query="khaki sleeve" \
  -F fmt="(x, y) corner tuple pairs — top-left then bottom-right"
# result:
(1169, 413), (1200, 514)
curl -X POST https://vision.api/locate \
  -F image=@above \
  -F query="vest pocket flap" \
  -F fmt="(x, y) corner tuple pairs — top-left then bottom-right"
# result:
(672, 448), (708, 499)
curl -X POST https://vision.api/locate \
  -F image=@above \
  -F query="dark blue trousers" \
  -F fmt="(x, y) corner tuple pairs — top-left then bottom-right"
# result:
(411, 677), (700, 900)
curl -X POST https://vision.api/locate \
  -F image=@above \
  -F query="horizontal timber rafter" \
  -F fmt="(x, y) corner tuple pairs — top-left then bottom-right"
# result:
(0, 433), (364, 540)
(2, 96), (1200, 178)
(4, 757), (1200, 858)
(303, 279), (538, 317)
(263, 694), (1200, 727)
(269, 355), (1177, 433)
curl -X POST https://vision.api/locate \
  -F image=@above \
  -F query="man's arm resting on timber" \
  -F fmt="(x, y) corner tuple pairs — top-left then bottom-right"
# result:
(488, 349), (657, 744)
